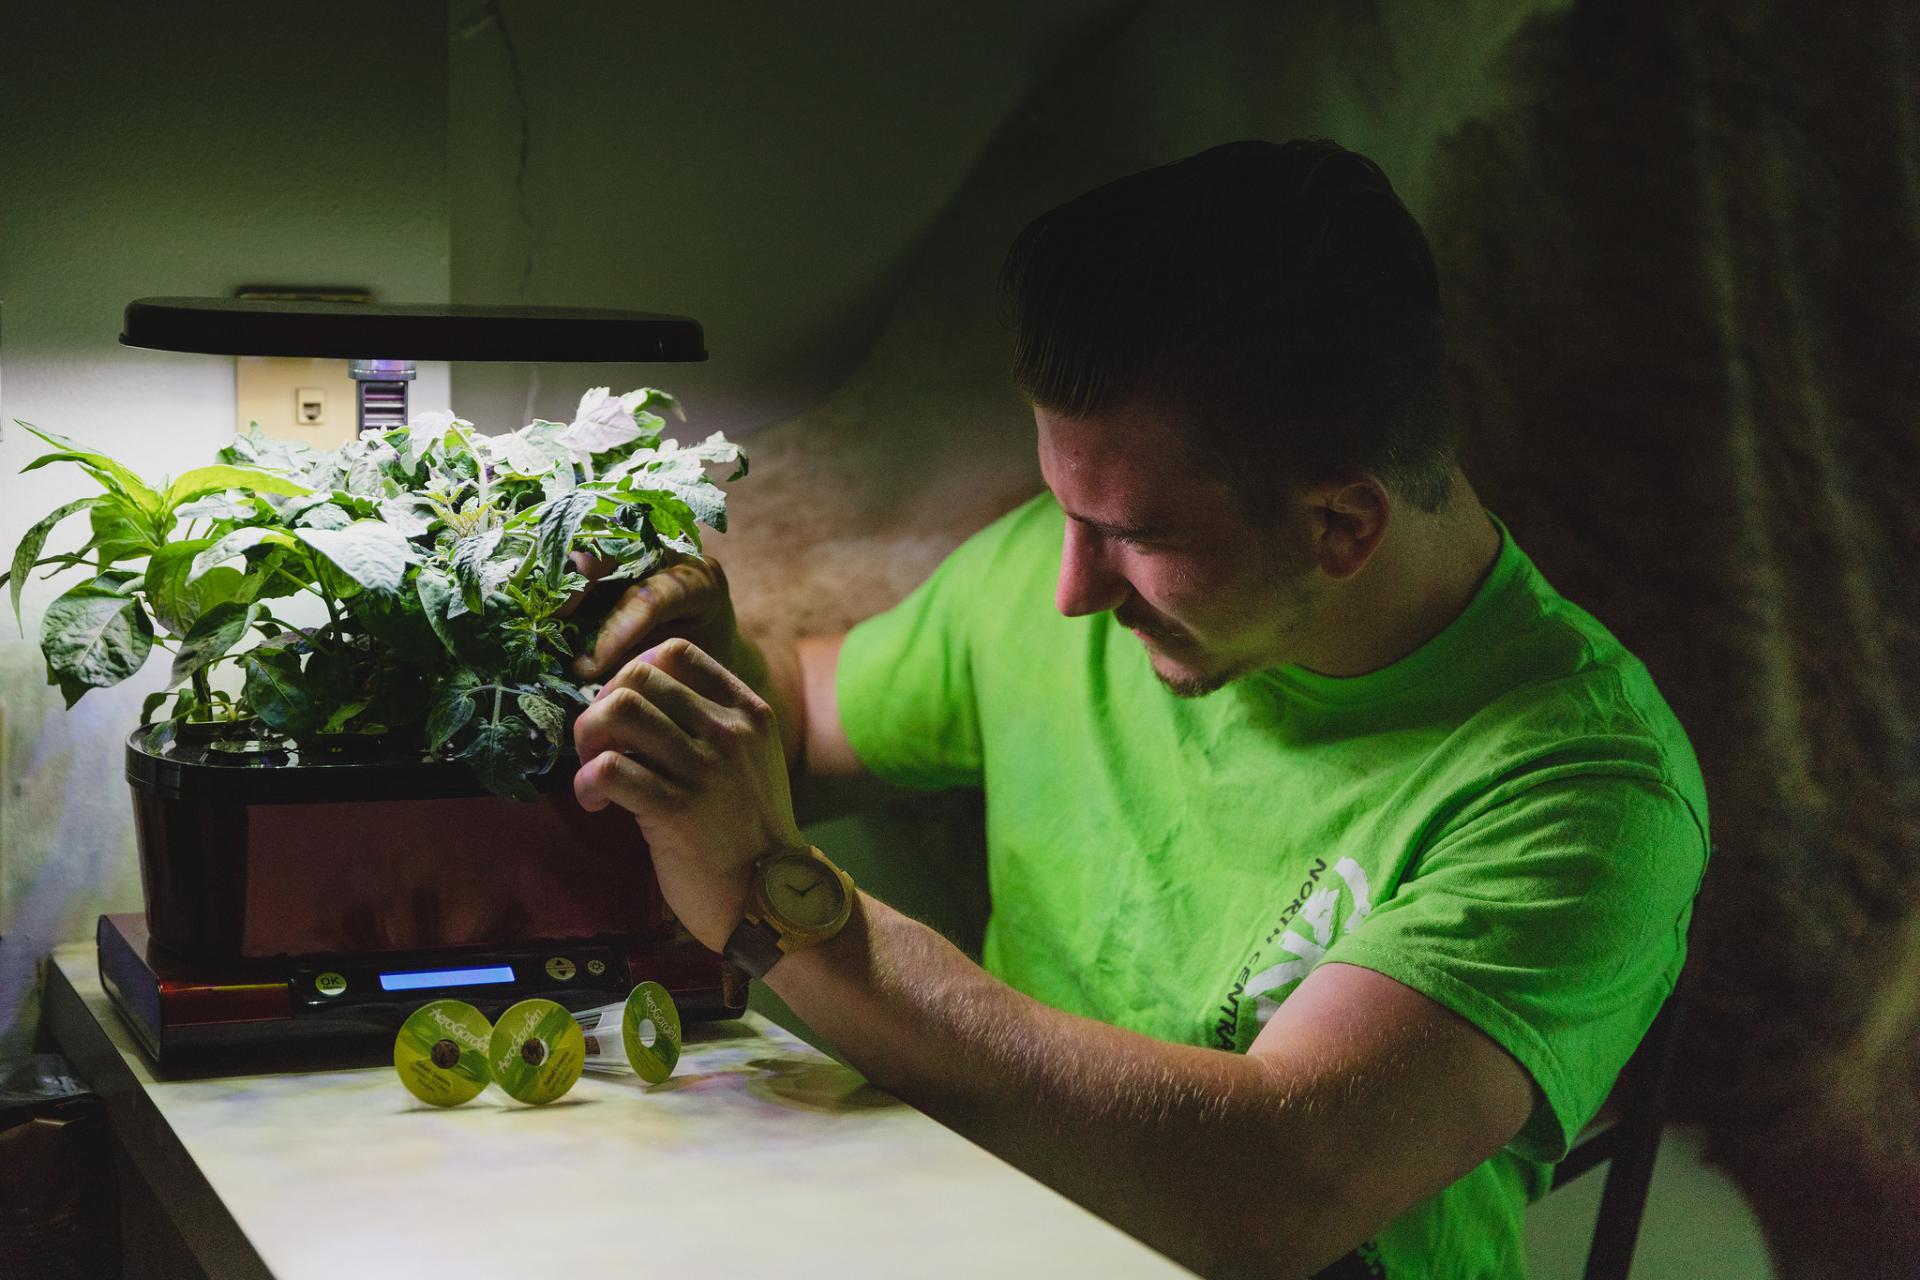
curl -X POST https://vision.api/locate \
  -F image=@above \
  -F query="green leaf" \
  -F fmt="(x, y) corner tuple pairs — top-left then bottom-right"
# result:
(426, 675), (477, 752)
(9, 497), (98, 632)
(450, 528), (504, 613)
(677, 430), (746, 481)
(190, 527), (299, 581)
(559, 387), (647, 454)
(16, 423), (166, 516)
(169, 601), (261, 687)
(278, 492), (338, 523)
(140, 689), (171, 726)
(457, 715), (539, 799)
(415, 567), (460, 655)
(320, 700), (370, 734)
(220, 424), (315, 474)
(294, 521), (416, 593)
(146, 539), (251, 636)
(399, 412), (469, 474)
(163, 465), (310, 510)
(537, 673), (591, 707)
(379, 495), (434, 538)
(84, 499), (158, 562)
(246, 549), (307, 600)
(243, 646), (323, 737)
(607, 445), (736, 533)
(172, 491), (261, 523)
(662, 475), (729, 532)
(295, 502), (354, 531)
(535, 490), (596, 589)
(45, 659), (92, 711)
(301, 645), (357, 715)
(168, 685), (205, 724)
(340, 437), (401, 497)
(40, 581), (154, 699)
(354, 587), (442, 666)
(500, 422), (573, 477)
(519, 690), (565, 742)
(614, 488), (702, 550)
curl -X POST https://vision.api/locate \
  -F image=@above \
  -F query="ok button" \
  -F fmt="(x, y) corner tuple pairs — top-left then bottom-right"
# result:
(314, 972), (347, 998)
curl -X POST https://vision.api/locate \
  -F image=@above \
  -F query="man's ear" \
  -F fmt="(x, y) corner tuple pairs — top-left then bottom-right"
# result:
(1306, 472), (1390, 580)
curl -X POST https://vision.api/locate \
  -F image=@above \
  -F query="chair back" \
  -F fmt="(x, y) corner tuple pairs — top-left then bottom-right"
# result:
(1550, 995), (1687, 1280)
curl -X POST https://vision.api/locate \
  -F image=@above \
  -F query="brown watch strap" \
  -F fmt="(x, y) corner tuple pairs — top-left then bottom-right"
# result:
(723, 918), (785, 979)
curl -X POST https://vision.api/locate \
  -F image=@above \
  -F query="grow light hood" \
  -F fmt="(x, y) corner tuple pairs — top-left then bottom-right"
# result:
(120, 295), (707, 434)
(119, 297), (707, 363)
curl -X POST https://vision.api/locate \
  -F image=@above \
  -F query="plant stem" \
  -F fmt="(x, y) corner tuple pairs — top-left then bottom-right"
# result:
(509, 540), (540, 588)
(192, 668), (213, 717)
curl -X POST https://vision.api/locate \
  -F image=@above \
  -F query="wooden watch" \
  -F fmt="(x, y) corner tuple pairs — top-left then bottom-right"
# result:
(722, 845), (855, 979)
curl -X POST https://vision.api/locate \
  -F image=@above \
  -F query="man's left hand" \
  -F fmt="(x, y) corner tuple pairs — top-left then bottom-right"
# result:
(572, 637), (804, 952)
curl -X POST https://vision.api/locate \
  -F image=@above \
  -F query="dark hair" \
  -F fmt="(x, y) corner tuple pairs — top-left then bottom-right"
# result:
(1000, 138), (1454, 513)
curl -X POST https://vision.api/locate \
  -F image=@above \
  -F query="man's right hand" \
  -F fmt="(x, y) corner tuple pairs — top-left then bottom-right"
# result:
(570, 556), (750, 687)
(566, 552), (869, 794)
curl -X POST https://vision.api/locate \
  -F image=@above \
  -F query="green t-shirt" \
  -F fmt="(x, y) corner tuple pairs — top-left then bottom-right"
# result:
(835, 493), (1708, 1279)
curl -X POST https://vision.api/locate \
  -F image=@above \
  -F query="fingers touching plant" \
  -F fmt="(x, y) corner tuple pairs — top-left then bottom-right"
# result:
(2, 387), (744, 798)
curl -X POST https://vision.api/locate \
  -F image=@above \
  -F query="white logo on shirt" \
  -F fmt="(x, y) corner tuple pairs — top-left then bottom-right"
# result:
(1243, 856), (1374, 1028)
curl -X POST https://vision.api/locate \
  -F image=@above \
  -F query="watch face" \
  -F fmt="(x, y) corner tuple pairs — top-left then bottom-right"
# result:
(764, 852), (846, 929)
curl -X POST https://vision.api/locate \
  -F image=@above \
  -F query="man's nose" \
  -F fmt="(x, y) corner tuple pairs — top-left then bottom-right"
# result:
(1056, 521), (1129, 618)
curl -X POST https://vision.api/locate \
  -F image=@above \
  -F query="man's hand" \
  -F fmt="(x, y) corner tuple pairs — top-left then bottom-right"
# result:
(572, 637), (804, 951)
(568, 555), (752, 687)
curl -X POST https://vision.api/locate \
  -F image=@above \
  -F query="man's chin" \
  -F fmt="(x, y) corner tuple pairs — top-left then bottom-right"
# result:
(1146, 649), (1236, 699)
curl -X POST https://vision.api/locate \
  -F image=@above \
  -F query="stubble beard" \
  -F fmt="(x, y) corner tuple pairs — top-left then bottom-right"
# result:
(1146, 647), (1244, 699)
(1138, 555), (1322, 700)
(1135, 623), (1261, 698)
(1156, 670), (1239, 699)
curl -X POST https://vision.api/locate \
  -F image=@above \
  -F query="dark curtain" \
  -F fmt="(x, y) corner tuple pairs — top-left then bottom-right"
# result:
(1428, 2), (1920, 1275)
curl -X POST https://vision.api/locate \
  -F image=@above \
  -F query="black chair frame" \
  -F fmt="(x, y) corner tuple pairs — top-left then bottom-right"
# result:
(1550, 995), (1687, 1280)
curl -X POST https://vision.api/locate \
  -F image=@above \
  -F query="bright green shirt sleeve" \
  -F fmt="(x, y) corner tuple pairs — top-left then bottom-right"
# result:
(1323, 771), (1708, 1163)
(835, 497), (1056, 789)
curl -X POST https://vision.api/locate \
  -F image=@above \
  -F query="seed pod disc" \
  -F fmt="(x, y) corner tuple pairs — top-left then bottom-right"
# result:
(395, 999), (493, 1107)
(621, 982), (683, 1084)
(489, 998), (585, 1105)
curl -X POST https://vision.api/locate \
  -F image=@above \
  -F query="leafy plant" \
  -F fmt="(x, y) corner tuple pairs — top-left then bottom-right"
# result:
(2, 387), (744, 798)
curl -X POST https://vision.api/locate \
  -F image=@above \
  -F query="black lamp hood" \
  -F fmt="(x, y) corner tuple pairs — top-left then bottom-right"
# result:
(120, 297), (707, 363)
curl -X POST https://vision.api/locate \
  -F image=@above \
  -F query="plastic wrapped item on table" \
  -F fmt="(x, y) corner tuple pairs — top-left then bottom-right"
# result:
(573, 981), (683, 1084)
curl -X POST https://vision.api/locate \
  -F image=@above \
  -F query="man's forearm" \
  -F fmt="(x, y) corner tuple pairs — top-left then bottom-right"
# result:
(764, 893), (1375, 1279)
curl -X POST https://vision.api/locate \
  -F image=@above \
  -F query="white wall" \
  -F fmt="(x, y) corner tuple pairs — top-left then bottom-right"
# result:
(0, 0), (451, 1050)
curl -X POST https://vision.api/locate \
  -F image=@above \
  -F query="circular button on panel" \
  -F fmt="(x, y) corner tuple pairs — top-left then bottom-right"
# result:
(545, 957), (576, 982)
(585, 959), (607, 977)
(315, 972), (348, 998)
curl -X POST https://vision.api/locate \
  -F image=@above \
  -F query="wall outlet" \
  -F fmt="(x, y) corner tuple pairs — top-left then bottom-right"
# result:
(236, 356), (357, 448)
(297, 387), (326, 426)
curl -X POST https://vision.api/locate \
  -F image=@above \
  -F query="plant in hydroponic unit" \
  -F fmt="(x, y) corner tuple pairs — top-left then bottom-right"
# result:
(3, 387), (744, 798)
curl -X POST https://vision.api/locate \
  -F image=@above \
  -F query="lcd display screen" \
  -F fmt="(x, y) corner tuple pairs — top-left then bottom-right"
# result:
(378, 965), (517, 992)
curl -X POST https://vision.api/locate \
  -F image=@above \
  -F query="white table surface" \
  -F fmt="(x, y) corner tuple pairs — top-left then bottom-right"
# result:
(46, 943), (1191, 1279)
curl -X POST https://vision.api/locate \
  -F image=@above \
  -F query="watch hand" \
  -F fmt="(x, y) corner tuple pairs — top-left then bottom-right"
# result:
(783, 881), (824, 897)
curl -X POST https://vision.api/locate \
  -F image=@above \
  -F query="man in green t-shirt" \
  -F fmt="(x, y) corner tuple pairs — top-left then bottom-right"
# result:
(566, 139), (1708, 1278)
